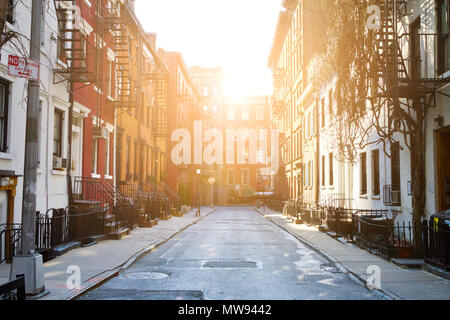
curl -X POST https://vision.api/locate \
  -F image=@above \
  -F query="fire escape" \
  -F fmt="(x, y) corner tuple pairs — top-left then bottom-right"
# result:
(100, 1), (136, 109)
(53, 0), (96, 83)
(375, 0), (450, 206)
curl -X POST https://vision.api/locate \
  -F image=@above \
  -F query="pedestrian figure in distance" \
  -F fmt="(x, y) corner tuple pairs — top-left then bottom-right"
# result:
(195, 199), (201, 217)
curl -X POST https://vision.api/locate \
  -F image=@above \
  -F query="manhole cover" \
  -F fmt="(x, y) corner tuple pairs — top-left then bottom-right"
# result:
(202, 260), (259, 269)
(123, 272), (169, 280)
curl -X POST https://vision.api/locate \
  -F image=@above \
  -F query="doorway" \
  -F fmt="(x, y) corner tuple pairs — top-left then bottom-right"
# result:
(437, 127), (450, 211)
(71, 126), (82, 178)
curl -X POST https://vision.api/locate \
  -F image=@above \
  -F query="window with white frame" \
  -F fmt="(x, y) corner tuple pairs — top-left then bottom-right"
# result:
(53, 108), (64, 157)
(107, 60), (113, 97)
(105, 132), (110, 176)
(227, 106), (235, 120)
(227, 170), (235, 185)
(0, 81), (9, 153)
(92, 139), (98, 174)
(241, 169), (250, 186)
(241, 105), (250, 120)
(256, 105), (264, 121)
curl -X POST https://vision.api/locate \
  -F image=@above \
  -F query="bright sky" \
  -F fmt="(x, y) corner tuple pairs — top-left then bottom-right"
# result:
(135, 0), (282, 98)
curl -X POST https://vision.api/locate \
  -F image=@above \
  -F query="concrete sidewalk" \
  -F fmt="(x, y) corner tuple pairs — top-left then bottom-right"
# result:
(256, 208), (450, 300)
(0, 207), (216, 300)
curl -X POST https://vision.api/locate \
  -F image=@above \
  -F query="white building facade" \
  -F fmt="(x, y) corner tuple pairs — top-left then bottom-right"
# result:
(0, 0), (71, 230)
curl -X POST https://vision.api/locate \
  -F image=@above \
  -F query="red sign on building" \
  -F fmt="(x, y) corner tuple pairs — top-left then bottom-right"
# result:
(8, 55), (39, 81)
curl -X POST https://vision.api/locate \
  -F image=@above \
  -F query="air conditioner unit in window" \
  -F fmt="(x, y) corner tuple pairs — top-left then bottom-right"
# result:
(53, 156), (68, 170)
(93, 126), (109, 140)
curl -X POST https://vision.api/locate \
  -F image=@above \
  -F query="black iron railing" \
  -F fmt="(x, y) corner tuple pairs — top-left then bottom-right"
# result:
(0, 275), (25, 300)
(423, 219), (450, 271)
(353, 216), (423, 259)
(0, 224), (21, 264)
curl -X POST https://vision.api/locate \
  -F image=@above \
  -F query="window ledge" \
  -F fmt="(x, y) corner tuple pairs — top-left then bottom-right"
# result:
(360, 194), (368, 199)
(91, 173), (101, 179)
(52, 170), (67, 176)
(105, 175), (113, 180)
(0, 152), (13, 160)
(372, 195), (381, 200)
(329, 186), (334, 190)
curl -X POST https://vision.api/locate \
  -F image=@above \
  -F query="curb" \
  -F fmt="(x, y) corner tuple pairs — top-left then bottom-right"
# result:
(56, 208), (217, 300)
(254, 208), (396, 300)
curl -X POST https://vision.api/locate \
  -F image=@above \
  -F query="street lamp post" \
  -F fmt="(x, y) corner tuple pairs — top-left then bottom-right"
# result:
(208, 176), (215, 209)
(196, 169), (201, 206)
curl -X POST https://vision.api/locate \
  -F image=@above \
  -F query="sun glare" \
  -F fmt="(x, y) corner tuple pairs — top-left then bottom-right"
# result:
(135, 0), (281, 98)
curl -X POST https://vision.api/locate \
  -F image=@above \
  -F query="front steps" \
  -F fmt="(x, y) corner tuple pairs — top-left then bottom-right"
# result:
(107, 228), (130, 240)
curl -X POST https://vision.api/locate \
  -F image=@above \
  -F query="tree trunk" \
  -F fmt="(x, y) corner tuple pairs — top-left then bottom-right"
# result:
(410, 98), (426, 254)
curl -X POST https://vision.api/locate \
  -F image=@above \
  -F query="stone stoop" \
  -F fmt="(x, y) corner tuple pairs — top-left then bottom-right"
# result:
(107, 228), (130, 240)
(139, 220), (158, 228)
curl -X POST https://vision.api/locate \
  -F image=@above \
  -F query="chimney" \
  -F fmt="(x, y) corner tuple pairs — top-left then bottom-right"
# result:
(146, 33), (157, 50)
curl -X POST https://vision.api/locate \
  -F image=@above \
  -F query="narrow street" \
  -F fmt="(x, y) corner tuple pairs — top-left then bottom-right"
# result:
(81, 206), (379, 300)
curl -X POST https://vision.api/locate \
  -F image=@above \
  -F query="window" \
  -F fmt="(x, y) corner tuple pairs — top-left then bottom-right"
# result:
(203, 105), (208, 114)
(0, 81), (9, 152)
(360, 152), (367, 195)
(391, 142), (401, 191)
(241, 169), (249, 186)
(372, 149), (380, 196)
(410, 18), (421, 79)
(256, 105), (264, 121)
(105, 133), (110, 176)
(203, 86), (208, 97)
(134, 141), (138, 180)
(227, 106), (235, 120)
(227, 170), (235, 185)
(213, 85), (218, 96)
(6, 0), (15, 24)
(91, 139), (98, 174)
(126, 138), (131, 180)
(329, 153), (334, 186)
(437, 0), (450, 73)
(321, 98), (325, 128)
(321, 155), (325, 186)
(107, 60), (113, 97)
(53, 109), (63, 157)
(241, 105), (250, 120)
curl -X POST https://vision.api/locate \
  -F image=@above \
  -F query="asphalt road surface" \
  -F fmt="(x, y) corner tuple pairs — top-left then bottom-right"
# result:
(81, 206), (379, 300)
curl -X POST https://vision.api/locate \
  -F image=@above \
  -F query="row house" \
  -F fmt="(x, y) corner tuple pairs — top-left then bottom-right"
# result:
(158, 49), (201, 205)
(269, 0), (449, 225)
(1, 0), (171, 265)
(0, 0), (72, 231)
(220, 96), (274, 205)
(189, 66), (224, 205)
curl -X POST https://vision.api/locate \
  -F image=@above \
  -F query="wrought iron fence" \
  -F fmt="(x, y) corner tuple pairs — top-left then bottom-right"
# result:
(0, 224), (21, 264)
(353, 216), (423, 259)
(0, 275), (25, 300)
(423, 219), (450, 271)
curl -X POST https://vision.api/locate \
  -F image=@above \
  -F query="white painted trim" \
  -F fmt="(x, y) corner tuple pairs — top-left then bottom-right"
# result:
(78, 18), (94, 36)
(0, 152), (13, 160)
(52, 96), (71, 109)
(73, 101), (91, 117)
(107, 48), (116, 61)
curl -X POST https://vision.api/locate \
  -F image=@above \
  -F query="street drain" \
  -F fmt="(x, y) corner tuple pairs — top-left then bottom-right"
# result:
(202, 260), (259, 269)
(123, 272), (169, 280)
